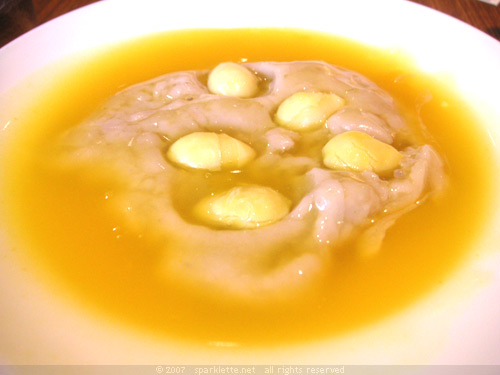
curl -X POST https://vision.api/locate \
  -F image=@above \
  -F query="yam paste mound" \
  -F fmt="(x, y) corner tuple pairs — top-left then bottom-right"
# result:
(56, 61), (446, 298)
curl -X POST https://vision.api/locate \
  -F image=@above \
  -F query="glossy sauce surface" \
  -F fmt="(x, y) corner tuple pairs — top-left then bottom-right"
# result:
(1, 29), (496, 347)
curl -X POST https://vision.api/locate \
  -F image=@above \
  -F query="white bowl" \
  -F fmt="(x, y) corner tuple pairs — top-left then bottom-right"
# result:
(1, 0), (500, 366)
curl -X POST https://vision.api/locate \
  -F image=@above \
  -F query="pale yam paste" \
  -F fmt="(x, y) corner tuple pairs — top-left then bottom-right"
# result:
(57, 61), (446, 297)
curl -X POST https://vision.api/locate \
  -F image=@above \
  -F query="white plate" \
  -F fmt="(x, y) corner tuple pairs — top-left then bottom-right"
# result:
(1, 0), (500, 366)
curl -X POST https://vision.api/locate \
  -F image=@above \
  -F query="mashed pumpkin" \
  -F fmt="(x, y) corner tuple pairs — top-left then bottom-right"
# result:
(0, 29), (494, 346)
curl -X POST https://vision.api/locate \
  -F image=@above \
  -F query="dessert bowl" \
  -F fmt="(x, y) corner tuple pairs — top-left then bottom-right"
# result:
(1, 0), (499, 365)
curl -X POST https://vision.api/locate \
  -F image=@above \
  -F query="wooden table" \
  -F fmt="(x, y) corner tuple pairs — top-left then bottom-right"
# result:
(1, 0), (500, 48)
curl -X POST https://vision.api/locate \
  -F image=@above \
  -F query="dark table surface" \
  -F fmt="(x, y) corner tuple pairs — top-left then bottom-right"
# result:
(1, 0), (500, 48)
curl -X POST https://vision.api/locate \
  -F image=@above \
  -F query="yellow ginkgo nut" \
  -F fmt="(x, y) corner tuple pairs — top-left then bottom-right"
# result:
(322, 131), (402, 174)
(167, 132), (255, 171)
(275, 91), (345, 132)
(193, 185), (291, 229)
(207, 62), (259, 98)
